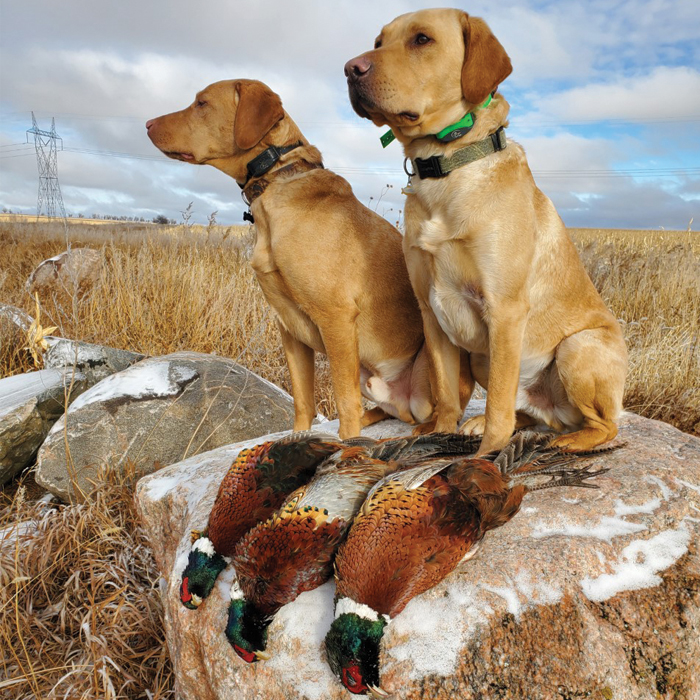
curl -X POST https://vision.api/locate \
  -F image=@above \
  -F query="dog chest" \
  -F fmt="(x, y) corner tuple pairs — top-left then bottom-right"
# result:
(428, 279), (488, 352)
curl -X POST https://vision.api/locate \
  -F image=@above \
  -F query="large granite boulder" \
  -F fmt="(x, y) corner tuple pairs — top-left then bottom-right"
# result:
(136, 405), (700, 700)
(35, 351), (295, 501)
(44, 338), (145, 385)
(0, 368), (87, 484)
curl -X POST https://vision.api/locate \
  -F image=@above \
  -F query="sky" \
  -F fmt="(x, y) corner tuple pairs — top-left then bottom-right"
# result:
(0, 0), (698, 229)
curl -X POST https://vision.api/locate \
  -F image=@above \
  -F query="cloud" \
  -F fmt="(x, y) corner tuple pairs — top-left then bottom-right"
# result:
(0, 0), (698, 229)
(523, 66), (700, 122)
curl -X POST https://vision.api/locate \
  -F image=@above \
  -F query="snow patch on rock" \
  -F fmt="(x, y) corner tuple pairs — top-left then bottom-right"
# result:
(266, 582), (338, 700)
(675, 477), (700, 494)
(69, 361), (197, 411)
(531, 515), (647, 541)
(581, 526), (690, 601)
(481, 569), (562, 619)
(646, 474), (675, 500)
(386, 580), (491, 679)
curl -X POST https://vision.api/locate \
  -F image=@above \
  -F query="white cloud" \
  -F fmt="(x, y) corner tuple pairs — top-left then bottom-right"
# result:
(0, 0), (698, 228)
(525, 66), (700, 122)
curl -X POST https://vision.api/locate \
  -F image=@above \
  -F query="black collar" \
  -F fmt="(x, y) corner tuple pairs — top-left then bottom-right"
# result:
(240, 141), (303, 188)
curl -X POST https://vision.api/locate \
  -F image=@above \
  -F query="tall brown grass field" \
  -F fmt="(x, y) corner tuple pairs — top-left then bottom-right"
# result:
(0, 217), (698, 698)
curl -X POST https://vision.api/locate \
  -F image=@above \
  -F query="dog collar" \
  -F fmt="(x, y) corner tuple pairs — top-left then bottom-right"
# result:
(241, 159), (324, 222)
(407, 126), (507, 180)
(380, 94), (493, 148)
(242, 142), (303, 185)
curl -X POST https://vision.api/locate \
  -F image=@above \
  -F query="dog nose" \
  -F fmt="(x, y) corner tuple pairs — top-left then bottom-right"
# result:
(145, 119), (155, 130)
(344, 56), (372, 79)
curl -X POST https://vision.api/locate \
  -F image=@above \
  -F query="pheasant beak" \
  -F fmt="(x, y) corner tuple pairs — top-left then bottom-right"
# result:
(254, 650), (271, 661)
(368, 685), (392, 698)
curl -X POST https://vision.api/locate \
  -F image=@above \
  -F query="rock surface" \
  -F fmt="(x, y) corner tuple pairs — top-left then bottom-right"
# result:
(0, 368), (87, 484)
(136, 406), (700, 700)
(26, 247), (102, 299)
(36, 351), (295, 501)
(44, 338), (145, 385)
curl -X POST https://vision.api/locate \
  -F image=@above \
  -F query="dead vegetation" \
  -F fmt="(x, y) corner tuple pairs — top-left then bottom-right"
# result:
(0, 218), (698, 698)
(570, 227), (700, 436)
(0, 467), (173, 699)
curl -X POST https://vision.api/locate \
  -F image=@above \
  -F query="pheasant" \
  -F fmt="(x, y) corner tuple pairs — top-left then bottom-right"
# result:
(324, 432), (616, 697)
(179, 431), (350, 610)
(224, 433), (481, 663)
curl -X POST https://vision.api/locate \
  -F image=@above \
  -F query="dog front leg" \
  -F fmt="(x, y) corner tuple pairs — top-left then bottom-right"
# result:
(402, 244), (463, 434)
(278, 322), (316, 431)
(470, 303), (528, 455)
(320, 314), (363, 439)
(413, 308), (463, 434)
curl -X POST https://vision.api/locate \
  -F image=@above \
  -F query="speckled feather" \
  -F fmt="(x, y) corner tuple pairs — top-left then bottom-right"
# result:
(230, 434), (481, 619)
(206, 431), (344, 554)
(335, 432), (612, 618)
(231, 451), (395, 617)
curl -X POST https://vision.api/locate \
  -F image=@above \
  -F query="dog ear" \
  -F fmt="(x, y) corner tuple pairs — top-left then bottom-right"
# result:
(234, 81), (284, 151)
(460, 14), (512, 106)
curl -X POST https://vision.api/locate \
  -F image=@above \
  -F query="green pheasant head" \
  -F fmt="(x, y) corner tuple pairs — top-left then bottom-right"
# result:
(325, 598), (389, 697)
(225, 579), (272, 663)
(179, 536), (227, 610)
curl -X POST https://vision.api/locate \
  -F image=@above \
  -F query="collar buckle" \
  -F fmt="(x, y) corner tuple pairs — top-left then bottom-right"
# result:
(414, 155), (447, 179)
(490, 126), (507, 152)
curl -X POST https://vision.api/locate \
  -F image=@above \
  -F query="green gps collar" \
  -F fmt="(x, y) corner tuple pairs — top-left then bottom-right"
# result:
(380, 94), (493, 148)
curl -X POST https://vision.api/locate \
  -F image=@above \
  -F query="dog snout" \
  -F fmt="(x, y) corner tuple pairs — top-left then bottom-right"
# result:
(344, 55), (372, 80)
(145, 118), (156, 131)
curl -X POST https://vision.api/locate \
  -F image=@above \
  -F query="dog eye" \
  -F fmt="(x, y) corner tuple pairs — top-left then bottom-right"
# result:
(374, 39), (382, 49)
(414, 33), (432, 45)
(196, 99), (207, 107)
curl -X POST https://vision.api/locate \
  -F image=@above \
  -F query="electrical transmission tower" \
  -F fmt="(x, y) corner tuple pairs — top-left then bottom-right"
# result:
(26, 112), (67, 219)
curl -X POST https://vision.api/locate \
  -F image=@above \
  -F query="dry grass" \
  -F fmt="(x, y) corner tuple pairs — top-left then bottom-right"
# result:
(0, 218), (337, 417)
(0, 467), (173, 699)
(0, 218), (698, 698)
(570, 227), (700, 435)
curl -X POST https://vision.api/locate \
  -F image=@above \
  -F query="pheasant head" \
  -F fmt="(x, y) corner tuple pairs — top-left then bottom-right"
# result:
(179, 535), (227, 609)
(225, 578), (272, 663)
(325, 598), (390, 697)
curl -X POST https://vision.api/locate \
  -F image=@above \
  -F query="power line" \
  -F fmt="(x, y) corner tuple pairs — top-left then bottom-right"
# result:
(2, 138), (698, 181)
(27, 113), (67, 220)
(2, 110), (700, 129)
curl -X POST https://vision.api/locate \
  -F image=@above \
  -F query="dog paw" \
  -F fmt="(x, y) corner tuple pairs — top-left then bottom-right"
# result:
(459, 414), (486, 436)
(550, 428), (612, 452)
(412, 416), (438, 435)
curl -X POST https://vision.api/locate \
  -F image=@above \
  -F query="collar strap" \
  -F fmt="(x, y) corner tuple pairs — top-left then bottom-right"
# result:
(242, 159), (324, 207)
(242, 141), (303, 185)
(411, 126), (506, 179)
(381, 93), (494, 148)
(434, 94), (493, 143)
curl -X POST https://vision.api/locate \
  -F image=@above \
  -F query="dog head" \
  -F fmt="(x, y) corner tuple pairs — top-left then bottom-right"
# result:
(146, 79), (287, 177)
(344, 9), (512, 142)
